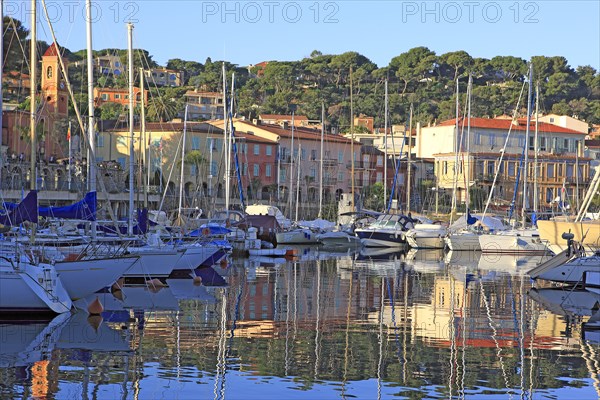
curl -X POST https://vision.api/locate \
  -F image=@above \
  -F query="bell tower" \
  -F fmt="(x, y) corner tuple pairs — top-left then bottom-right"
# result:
(41, 43), (68, 116)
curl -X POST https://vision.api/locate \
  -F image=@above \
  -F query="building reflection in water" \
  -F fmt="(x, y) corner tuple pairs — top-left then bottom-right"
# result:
(1, 252), (599, 399)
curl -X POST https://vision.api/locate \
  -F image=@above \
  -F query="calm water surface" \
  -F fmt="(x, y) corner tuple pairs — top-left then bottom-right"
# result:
(1, 247), (599, 399)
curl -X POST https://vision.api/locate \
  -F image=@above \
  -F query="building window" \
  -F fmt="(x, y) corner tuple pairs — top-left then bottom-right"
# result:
(280, 168), (286, 183)
(115, 94), (121, 100)
(566, 164), (574, 178)
(549, 117), (554, 123)
(529, 136), (535, 150)
(266, 145), (272, 156)
(338, 150), (343, 163)
(508, 162), (515, 177)
(487, 161), (495, 176)
(101, 93), (108, 101)
(376, 172), (383, 183)
(310, 167), (316, 178)
(191, 164), (198, 176)
(311, 149), (317, 160)
(547, 163), (555, 178)
(377, 156), (383, 167)
(242, 163), (247, 175)
(253, 164), (259, 176)
(301, 149), (306, 161)
(46, 66), (53, 78)
(474, 133), (481, 145)
(210, 161), (217, 176)
(266, 164), (272, 177)
(254, 144), (260, 155)
(489, 134), (496, 148)
(338, 172), (344, 182)
(539, 136), (546, 151)
(191, 137), (201, 150)
(443, 161), (448, 175)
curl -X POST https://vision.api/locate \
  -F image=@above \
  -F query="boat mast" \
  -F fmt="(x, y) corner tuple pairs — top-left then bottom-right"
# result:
(295, 143), (301, 222)
(522, 63), (533, 228)
(449, 78), (460, 226)
(350, 66), (355, 211)
(178, 105), (188, 223)
(318, 102), (324, 218)
(466, 75), (472, 215)
(29, 0), (37, 191)
(383, 80), (388, 209)
(406, 103), (413, 213)
(533, 81), (539, 216)
(222, 63), (230, 217)
(127, 23), (134, 236)
(288, 108), (295, 217)
(140, 68), (148, 208)
(87, 0), (97, 238)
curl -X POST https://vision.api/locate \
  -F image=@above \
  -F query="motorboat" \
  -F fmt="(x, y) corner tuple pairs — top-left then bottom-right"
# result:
(404, 221), (447, 249)
(478, 228), (550, 254)
(355, 214), (414, 247)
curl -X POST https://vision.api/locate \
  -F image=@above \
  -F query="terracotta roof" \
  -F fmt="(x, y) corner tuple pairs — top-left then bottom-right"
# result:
(259, 114), (309, 121)
(235, 131), (277, 144)
(108, 121), (223, 133)
(43, 43), (59, 57)
(247, 122), (356, 144)
(434, 151), (592, 161)
(184, 91), (221, 97)
(436, 117), (584, 135)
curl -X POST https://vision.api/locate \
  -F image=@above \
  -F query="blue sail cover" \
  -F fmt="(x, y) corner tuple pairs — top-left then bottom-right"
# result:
(0, 190), (39, 226)
(39, 192), (97, 221)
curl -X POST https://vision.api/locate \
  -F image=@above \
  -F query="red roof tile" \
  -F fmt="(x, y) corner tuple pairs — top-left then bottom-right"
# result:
(259, 114), (309, 121)
(43, 43), (60, 57)
(437, 117), (584, 135)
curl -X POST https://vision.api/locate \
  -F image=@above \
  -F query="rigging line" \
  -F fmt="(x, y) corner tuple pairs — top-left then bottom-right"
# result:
(385, 279), (403, 366)
(158, 132), (183, 213)
(479, 277), (513, 398)
(341, 258), (354, 400)
(449, 273), (456, 400)
(482, 80), (527, 220)
(39, 0), (122, 231)
(377, 277), (385, 400)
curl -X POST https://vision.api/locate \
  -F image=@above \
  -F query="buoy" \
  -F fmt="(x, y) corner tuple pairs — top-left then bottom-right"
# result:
(193, 275), (202, 286)
(87, 296), (104, 315)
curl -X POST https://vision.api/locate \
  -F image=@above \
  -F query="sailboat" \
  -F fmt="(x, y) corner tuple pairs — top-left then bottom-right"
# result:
(477, 65), (550, 255)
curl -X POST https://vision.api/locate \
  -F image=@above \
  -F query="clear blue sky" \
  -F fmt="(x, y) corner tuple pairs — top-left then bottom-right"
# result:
(15, 0), (600, 70)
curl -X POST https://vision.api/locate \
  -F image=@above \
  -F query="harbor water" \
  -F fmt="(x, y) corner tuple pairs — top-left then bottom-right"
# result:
(1, 247), (599, 399)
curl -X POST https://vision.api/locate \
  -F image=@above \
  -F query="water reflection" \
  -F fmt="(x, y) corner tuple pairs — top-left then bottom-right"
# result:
(1, 250), (599, 399)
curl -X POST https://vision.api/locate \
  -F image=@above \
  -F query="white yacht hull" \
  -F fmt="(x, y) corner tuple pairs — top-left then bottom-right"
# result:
(317, 231), (361, 248)
(0, 261), (72, 313)
(124, 250), (181, 277)
(535, 254), (600, 284)
(445, 232), (481, 251)
(55, 256), (139, 300)
(479, 231), (549, 254)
